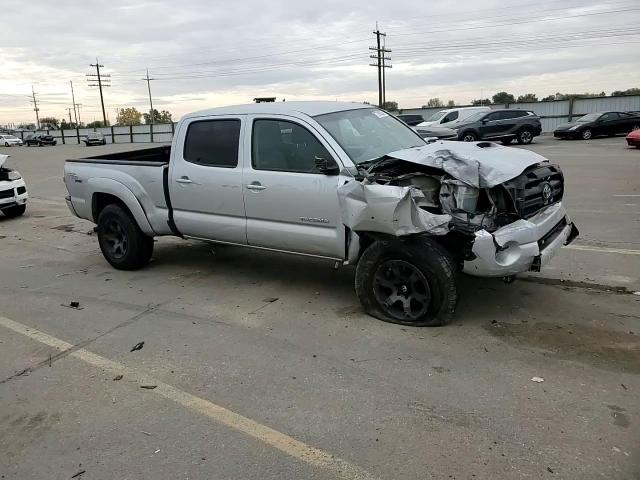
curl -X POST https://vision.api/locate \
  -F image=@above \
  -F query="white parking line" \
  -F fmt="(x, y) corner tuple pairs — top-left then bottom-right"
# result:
(0, 315), (378, 480)
(614, 194), (640, 197)
(564, 245), (640, 256)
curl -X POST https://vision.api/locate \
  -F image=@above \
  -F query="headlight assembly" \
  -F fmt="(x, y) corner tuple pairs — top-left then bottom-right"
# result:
(8, 170), (22, 180)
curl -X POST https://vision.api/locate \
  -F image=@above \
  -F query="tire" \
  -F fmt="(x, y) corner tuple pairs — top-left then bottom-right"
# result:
(580, 128), (593, 140)
(97, 204), (154, 270)
(38, 142), (42, 147)
(516, 128), (534, 145)
(500, 138), (513, 145)
(4, 142), (8, 147)
(632, 124), (640, 131)
(461, 131), (477, 142)
(355, 237), (458, 327)
(2, 204), (26, 218)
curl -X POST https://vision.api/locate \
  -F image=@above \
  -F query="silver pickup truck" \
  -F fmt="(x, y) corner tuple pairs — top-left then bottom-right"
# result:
(64, 102), (578, 326)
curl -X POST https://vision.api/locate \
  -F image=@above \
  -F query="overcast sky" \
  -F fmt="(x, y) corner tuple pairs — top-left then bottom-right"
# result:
(1, 0), (639, 124)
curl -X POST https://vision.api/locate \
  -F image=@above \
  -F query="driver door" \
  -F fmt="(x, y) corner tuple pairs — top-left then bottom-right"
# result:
(242, 116), (345, 259)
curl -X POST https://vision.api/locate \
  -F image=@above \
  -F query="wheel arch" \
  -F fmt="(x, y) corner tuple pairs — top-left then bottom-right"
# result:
(89, 179), (155, 236)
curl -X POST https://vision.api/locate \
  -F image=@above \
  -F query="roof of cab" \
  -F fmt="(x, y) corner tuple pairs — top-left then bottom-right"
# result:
(185, 101), (374, 119)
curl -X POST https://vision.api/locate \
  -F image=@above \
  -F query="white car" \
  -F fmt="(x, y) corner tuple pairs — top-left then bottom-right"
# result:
(417, 106), (491, 128)
(0, 134), (23, 147)
(0, 154), (28, 217)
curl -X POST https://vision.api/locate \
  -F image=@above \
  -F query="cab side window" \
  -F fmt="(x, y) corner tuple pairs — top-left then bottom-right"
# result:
(183, 119), (241, 168)
(252, 119), (332, 174)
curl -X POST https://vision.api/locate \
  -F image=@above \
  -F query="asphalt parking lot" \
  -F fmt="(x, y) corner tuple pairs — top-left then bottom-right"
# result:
(1, 135), (639, 479)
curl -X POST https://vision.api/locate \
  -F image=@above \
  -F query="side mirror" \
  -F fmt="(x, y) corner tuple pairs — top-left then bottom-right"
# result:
(481, 119), (488, 124)
(315, 156), (340, 175)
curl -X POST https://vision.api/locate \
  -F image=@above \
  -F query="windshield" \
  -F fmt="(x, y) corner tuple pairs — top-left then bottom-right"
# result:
(576, 113), (601, 122)
(314, 108), (425, 164)
(425, 111), (447, 122)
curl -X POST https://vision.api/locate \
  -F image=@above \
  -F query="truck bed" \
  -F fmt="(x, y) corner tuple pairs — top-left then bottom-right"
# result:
(66, 145), (171, 166)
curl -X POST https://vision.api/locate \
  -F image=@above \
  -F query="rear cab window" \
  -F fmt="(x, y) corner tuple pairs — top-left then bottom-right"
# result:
(183, 119), (241, 168)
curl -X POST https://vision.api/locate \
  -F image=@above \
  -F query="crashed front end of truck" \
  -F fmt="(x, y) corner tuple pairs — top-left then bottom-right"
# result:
(339, 141), (579, 277)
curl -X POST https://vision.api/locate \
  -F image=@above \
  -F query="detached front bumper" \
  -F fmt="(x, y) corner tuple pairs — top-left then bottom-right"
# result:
(0, 179), (28, 210)
(463, 202), (578, 277)
(554, 130), (577, 139)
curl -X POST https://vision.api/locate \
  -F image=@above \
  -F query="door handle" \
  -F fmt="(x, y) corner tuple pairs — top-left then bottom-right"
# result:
(176, 176), (193, 184)
(246, 183), (266, 191)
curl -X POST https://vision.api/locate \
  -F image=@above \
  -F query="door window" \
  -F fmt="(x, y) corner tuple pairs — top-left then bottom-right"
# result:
(485, 112), (502, 121)
(183, 119), (241, 168)
(599, 113), (619, 122)
(441, 111), (459, 123)
(252, 119), (332, 173)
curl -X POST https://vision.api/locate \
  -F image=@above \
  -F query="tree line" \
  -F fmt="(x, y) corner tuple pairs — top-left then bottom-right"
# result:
(18, 107), (174, 130)
(400, 87), (640, 110)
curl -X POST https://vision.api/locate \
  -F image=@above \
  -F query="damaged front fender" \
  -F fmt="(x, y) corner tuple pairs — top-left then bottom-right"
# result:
(337, 179), (451, 236)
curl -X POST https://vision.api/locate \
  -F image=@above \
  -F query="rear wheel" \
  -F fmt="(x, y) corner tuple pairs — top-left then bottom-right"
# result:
(2, 204), (26, 218)
(516, 128), (534, 145)
(461, 131), (477, 142)
(97, 204), (154, 270)
(581, 128), (593, 140)
(4, 142), (8, 147)
(355, 237), (458, 327)
(632, 124), (640, 131)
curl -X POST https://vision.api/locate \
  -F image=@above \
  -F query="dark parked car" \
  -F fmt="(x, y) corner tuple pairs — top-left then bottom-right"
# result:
(554, 112), (640, 140)
(396, 114), (425, 126)
(413, 125), (457, 140)
(83, 132), (106, 146)
(454, 110), (542, 144)
(25, 134), (57, 146)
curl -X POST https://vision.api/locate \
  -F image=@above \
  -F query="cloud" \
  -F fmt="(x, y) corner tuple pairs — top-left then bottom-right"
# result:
(1, 0), (639, 122)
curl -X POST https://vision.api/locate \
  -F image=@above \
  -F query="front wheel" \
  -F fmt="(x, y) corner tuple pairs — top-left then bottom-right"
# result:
(355, 237), (458, 327)
(97, 204), (154, 270)
(517, 128), (534, 145)
(581, 128), (593, 140)
(4, 142), (8, 147)
(461, 131), (478, 142)
(2, 204), (26, 218)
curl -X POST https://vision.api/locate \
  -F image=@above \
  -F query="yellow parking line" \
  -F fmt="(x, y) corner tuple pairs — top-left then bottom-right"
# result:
(0, 315), (378, 480)
(564, 245), (640, 256)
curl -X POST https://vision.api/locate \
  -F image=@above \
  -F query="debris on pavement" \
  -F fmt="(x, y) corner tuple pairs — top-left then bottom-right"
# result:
(621, 383), (628, 390)
(140, 385), (157, 389)
(62, 301), (82, 309)
(262, 297), (279, 303)
(547, 466), (554, 473)
(531, 377), (545, 383)
(113, 375), (123, 381)
(71, 470), (86, 479)
(130, 341), (145, 352)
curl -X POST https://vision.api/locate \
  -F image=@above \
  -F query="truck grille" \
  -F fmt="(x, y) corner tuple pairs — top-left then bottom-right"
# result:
(502, 163), (564, 219)
(0, 188), (15, 199)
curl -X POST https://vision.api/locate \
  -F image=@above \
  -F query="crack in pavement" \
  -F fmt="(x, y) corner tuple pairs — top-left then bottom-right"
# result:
(0, 302), (163, 385)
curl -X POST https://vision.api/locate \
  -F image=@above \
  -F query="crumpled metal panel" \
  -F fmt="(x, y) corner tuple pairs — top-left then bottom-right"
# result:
(385, 141), (547, 188)
(337, 179), (451, 236)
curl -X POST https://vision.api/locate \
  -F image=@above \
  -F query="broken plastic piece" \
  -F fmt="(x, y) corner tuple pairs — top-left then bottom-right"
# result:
(531, 376), (545, 383)
(130, 341), (145, 352)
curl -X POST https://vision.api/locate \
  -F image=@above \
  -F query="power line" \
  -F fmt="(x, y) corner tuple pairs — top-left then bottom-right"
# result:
(87, 59), (111, 126)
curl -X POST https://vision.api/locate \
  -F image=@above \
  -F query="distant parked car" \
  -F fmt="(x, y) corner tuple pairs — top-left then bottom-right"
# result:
(417, 106), (491, 128)
(25, 134), (56, 146)
(0, 134), (23, 147)
(396, 114), (425, 126)
(453, 109), (542, 144)
(0, 154), (28, 217)
(626, 128), (640, 148)
(554, 112), (640, 140)
(413, 125), (458, 140)
(83, 132), (106, 146)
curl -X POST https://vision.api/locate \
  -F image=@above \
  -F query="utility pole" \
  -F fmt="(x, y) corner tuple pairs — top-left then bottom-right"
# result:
(70, 80), (79, 125)
(87, 58), (110, 126)
(142, 68), (155, 124)
(75, 104), (83, 125)
(30, 86), (40, 129)
(369, 24), (392, 108)
(66, 107), (73, 125)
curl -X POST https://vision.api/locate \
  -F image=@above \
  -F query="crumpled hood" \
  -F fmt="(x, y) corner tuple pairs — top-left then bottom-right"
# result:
(384, 141), (548, 188)
(0, 154), (8, 168)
